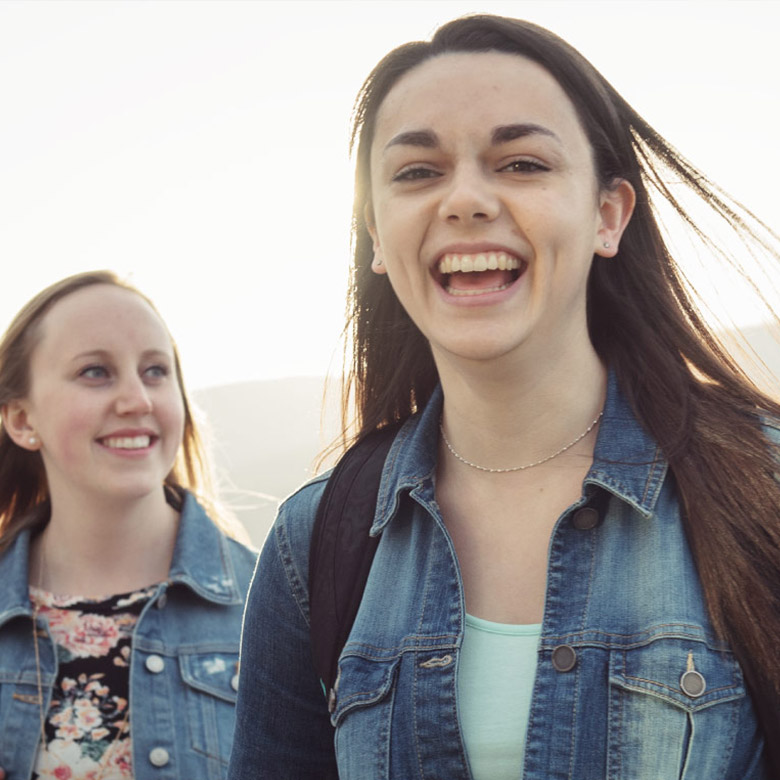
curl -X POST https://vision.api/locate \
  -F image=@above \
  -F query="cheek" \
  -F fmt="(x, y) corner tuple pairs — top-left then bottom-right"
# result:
(34, 391), (98, 454)
(372, 196), (428, 256)
(161, 392), (186, 445)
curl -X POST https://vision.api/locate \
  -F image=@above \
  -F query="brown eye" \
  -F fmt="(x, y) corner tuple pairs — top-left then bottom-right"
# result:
(500, 159), (550, 173)
(393, 166), (441, 182)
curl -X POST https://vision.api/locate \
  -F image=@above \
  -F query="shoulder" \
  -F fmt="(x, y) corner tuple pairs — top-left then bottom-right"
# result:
(271, 472), (332, 570)
(177, 490), (258, 596)
(241, 473), (331, 628)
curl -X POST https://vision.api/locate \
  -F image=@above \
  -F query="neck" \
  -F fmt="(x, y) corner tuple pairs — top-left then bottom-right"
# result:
(434, 338), (607, 471)
(30, 490), (179, 598)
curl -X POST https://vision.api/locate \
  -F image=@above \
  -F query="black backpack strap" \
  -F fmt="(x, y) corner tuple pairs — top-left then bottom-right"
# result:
(308, 424), (400, 711)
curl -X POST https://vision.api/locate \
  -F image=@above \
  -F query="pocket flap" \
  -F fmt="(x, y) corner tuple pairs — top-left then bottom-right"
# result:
(331, 653), (400, 726)
(610, 638), (745, 712)
(179, 651), (239, 704)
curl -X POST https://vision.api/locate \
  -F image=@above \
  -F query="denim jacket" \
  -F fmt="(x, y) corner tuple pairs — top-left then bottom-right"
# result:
(228, 375), (766, 779)
(0, 491), (257, 780)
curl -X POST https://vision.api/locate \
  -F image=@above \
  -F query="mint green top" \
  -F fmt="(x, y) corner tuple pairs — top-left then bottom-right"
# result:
(457, 614), (542, 780)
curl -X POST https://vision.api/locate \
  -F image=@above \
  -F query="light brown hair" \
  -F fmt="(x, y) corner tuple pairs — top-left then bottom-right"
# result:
(0, 270), (242, 547)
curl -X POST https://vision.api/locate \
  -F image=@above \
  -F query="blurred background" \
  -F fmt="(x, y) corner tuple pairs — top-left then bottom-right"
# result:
(1, 0), (778, 544)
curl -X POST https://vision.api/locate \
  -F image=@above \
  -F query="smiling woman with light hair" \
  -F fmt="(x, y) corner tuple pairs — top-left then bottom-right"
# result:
(0, 270), (256, 780)
(229, 15), (780, 779)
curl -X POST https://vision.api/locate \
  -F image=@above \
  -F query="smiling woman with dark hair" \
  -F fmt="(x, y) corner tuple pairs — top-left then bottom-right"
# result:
(229, 15), (780, 779)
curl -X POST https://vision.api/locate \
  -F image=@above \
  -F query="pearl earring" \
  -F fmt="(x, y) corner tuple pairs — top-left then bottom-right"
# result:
(28, 435), (37, 446)
(603, 242), (611, 249)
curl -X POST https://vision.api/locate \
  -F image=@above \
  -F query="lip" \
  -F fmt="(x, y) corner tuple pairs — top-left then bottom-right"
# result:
(431, 242), (528, 302)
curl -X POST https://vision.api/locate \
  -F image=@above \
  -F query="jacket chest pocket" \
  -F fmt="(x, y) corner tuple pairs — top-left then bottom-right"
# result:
(179, 651), (239, 777)
(607, 637), (760, 780)
(331, 653), (401, 780)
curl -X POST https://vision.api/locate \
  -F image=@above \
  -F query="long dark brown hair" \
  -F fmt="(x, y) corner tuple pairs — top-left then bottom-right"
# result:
(0, 270), (244, 549)
(343, 14), (780, 764)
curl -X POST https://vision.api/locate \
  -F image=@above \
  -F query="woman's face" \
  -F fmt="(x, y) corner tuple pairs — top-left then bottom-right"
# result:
(367, 51), (633, 367)
(7, 284), (185, 507)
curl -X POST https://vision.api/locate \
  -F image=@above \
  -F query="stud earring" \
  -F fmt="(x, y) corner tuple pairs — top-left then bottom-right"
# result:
(28, 435), (37, 446)
(603, 242), (611, 249)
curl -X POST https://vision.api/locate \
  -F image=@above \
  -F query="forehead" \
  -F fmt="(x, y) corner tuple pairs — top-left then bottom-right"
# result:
(372, 51), (585, 152)
(35, 285), (172, 357)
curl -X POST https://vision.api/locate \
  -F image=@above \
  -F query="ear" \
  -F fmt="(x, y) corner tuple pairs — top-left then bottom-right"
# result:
(595, 179), (636, 258)
(1, 400), (40, 451)
(364, 203), (387, 276)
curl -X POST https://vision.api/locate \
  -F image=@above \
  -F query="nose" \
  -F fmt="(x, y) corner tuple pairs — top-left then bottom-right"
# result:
(115, 375), (153, 416)
(437, 165), (500, 224)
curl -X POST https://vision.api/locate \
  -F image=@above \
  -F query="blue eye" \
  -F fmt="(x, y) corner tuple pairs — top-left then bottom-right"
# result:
(80, 365), (109, 380)
(144, 364), (169, 380)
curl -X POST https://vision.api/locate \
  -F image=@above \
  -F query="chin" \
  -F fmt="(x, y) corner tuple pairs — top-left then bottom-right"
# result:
(96, 480), (167, 504)
(435, 332), (532, 364)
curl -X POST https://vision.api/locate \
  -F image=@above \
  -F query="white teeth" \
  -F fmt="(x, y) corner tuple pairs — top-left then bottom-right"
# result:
(102, 435), (151, 449)
(438, 252), (520, 274)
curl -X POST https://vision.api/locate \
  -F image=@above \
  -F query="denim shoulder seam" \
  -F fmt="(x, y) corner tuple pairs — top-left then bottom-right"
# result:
(274, 511), (313, 627)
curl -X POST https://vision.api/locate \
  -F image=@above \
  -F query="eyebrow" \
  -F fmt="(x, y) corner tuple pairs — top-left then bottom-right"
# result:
(384, 129), (440, 151)
(384, 123), (560, 153)
(70, 348), (172, 363)
(491, 123), (560, 145)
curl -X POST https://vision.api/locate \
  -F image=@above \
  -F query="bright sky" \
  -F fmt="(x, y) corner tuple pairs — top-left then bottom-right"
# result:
(1, 0), (778, 390)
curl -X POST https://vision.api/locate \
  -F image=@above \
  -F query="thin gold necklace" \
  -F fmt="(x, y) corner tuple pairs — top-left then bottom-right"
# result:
(439, 410), (604, 473)
(32, 539), (130, 779)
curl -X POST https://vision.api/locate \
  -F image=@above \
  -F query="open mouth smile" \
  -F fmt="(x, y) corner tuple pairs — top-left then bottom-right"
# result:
(99, 435), (155, 450)
(437, 251), (525, 296)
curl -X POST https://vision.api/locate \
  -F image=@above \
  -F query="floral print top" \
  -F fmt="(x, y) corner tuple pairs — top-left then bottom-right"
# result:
(29, 585), (157, 780)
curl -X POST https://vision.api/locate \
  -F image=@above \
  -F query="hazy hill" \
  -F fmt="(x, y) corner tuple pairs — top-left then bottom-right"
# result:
(194, 376), (341, 546)
(194, 325), (780, 547)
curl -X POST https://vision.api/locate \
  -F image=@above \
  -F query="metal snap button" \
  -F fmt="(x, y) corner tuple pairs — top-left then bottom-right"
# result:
(551, 644), (577, 672)
(149, 747), (170, 767)
(572, 507), (599, 530)
(680, 670), (706, 698)
(156, 592), (167, 609)
(231, 673), (239, 691)
(145, 654), (165, 674)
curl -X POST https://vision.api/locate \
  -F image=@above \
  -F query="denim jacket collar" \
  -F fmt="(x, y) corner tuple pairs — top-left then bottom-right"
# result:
(372, 370), (668, 535)
(168, 491), (245, 605)
(0, 490), (242, 629)
(0, 526), (34, 627)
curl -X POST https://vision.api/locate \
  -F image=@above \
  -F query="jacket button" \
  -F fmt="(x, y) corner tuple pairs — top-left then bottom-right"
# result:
(551, 645), (577, 672)
(145, 654), (165, 674)
(231, 673), (239, 691)
(149, 747), (170, 767)
(680, 670), (706, 698)
(572, 507), (599, 530)
(156, 592), (167, 609)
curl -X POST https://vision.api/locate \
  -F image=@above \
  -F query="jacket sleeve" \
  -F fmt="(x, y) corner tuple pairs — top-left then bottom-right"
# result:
(227, 496), (338, 780)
